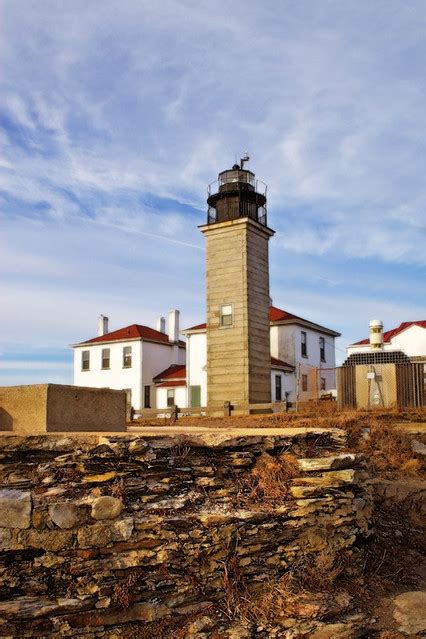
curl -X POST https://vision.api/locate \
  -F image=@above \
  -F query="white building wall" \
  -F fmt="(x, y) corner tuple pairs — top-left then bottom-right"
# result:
(74, 339), (186, 411)
(270, 325), (297, 364)
(271, 325), (336, 401)
(392, 326), (426, 356)
(73, 340), (142, 409)
(293, 327), (336, 401)
(186, 333), (207, 407)
(347, 325), (426, 358)
(185, 325), (337, 405)
(155, 386), (187, 410)
(270, 369), (296, 403)
(141, 342), (186, 408)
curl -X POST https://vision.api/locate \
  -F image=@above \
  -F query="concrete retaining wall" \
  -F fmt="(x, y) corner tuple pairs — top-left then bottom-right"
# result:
(0, 384), (126, 433)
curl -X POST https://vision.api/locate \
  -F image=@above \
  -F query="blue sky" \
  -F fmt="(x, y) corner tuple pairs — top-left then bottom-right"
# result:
(1, 0), (425, 384)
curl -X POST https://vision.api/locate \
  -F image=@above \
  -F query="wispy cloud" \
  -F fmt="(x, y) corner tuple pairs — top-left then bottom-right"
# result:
(0, 0), (425, 383)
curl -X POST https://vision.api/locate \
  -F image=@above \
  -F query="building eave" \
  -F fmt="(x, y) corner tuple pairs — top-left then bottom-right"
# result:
(71, 337), (142, 348)
(72, 337), (186, 349)
(181, 328), (207, 336)
(270, 318), (341, 337)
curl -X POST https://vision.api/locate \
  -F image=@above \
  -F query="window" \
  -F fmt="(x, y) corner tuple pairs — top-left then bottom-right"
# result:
(275, 375), (282, 402)
(319, 337), (326, 362)
(301, 331), (308, 357)
(220, 304), (233, 327)
(101, 348), (110, 369)
(123, 346), (132, 368)
(81, 350), (90, 371)
(320, 377), (326, 391)
(167, 389), (175, 407)
(144, 385), (151, 408)
(302, 374), (308, 392)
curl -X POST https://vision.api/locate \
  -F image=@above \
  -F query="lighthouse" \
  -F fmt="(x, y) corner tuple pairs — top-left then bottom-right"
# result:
(199, 157), (275, 414)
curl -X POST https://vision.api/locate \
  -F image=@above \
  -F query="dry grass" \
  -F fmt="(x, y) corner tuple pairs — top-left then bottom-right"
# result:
(219, 549), (351, 626)
(346, 417), (425, 478)
(236, 451), (300, 507)
(111, 478), (125, 498)
(133, 406), (426, 432)
(111, 569), (143, 609)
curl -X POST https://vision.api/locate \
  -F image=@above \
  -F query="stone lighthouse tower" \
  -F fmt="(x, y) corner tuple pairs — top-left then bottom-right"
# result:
(199, 157), (274, 414)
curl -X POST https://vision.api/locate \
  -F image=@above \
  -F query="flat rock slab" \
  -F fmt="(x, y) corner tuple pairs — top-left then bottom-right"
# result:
(0, 489), (31, 528)
(310, 623), (355, 639)
(393, 591), (426, 635)
(0, 428), (346, 451)
(395, 422), (426, 435)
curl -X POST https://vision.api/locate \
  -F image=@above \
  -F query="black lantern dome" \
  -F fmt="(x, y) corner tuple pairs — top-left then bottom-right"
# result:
(206, 157), (267, 227)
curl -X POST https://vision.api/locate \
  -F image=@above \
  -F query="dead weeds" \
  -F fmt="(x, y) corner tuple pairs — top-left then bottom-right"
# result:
(235, 451), (300, 507)
(219, 548), (353, 626)
(347, 417), (425, 479)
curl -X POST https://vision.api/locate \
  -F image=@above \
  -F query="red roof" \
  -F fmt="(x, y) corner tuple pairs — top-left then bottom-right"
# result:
(182, 322), (207, 332)
(269, 306), (302, 322)
(184, 306), (339, 336)
(153, 364), (186, 382)
(271, 356), (294, 370)
(353, 321), (426, 346)
(155, 380), (186, 388)
(78, 324), (186, 348)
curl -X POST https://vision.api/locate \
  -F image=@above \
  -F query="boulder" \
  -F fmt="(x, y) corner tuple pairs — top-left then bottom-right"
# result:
(77, 517), (133, 548)
(393, 591), (426, 635)
(411, 439), (426, 457)
(91, 496), (123, 520)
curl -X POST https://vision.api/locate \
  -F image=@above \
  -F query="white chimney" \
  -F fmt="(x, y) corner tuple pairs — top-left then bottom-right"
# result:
(369, 319), (384, 350)
(157, 316), (166, 333)
(97, 314), (109, 336)
(168, 309), (180, 343)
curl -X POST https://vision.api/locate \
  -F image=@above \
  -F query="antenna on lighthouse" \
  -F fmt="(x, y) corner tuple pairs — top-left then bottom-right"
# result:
(240, 152), (250, 170)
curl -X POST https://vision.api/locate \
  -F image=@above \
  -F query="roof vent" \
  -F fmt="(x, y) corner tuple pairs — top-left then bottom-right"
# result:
(369, 319), (384, 350)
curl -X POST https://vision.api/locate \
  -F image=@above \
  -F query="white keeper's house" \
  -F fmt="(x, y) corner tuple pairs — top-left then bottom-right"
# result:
(73, 306), (340, 411)
(73, 311), (186, 411)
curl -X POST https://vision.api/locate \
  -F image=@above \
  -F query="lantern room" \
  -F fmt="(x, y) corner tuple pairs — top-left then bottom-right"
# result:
(206, 158), (268, 227)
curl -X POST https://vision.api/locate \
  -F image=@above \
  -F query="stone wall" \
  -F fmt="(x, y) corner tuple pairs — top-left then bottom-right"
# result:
(0, 428), (371, 637)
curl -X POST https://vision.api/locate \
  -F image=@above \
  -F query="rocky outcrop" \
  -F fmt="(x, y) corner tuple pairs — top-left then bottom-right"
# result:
(0, 429), (371, 637)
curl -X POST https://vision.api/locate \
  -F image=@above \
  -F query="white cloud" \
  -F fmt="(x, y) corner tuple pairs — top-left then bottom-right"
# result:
(0, 0), (425, 383)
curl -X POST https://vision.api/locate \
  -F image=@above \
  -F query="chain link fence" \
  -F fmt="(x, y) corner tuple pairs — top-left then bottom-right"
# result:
(337, 362), (425, 410)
